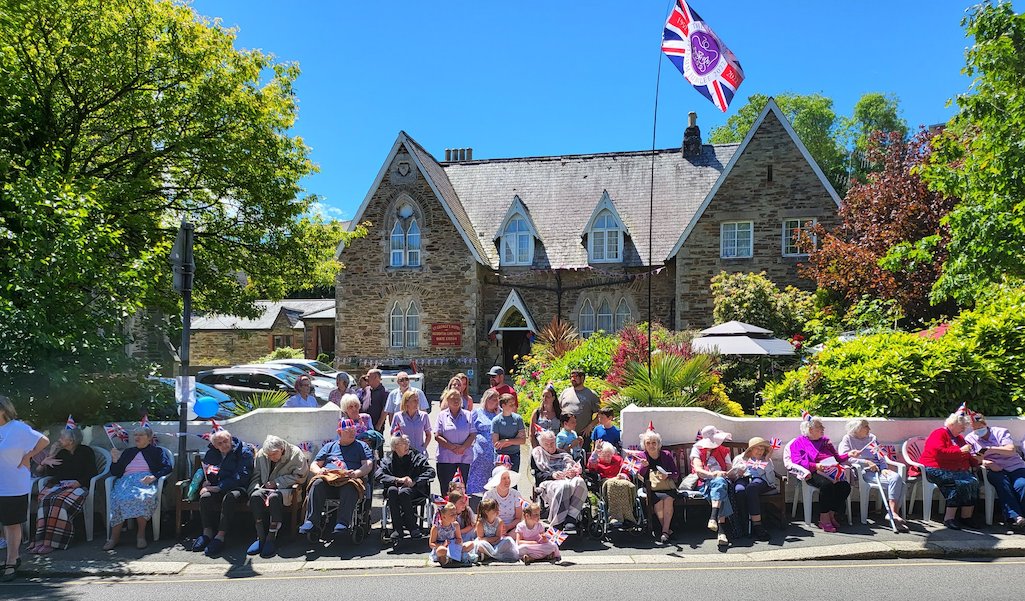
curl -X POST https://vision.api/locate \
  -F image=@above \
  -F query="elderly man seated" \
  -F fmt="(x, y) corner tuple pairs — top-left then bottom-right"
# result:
(192, 429), (254, 557)
(376, 434), (436, 540)
(298, 419), (374, 538)
(966, 413), (1025, 531)
(530, 430), (587, 533)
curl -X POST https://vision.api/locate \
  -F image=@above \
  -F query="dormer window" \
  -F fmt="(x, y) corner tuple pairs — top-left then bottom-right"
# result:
(590, 210), (622, 262)
(502, 215), (533, 266)
(389, 201), (422, 268)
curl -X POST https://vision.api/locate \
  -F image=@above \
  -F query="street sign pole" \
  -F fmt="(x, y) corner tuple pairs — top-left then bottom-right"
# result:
(171, 221), (195, 481)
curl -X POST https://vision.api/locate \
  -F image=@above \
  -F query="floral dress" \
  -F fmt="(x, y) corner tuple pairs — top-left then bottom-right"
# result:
(468, 407), (500, 495)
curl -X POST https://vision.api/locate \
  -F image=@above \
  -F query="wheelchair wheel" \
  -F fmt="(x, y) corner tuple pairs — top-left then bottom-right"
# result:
(351, 522), (369, 545)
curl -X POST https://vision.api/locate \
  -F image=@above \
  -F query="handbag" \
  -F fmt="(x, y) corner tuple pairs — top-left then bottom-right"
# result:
(186, 468), (204, 501)
(649, 468), (676, 492)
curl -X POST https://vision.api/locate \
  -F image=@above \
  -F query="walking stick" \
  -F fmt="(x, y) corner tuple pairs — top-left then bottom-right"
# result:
(869, 467), (898, 533)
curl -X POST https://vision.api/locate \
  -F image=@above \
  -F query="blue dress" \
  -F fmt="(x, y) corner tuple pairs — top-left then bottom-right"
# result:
(468, 407), (500, 495)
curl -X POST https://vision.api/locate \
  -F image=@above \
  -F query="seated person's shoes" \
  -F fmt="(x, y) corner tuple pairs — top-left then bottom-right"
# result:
(260, 537), (277, 558)
(389, 530), (402, 541)
(298, 520), (314, 534)
(409, 527), (423, 538)
(204, 538), (224, 557)
(191, 534), (211, 552)
(246, 539), (263, 556)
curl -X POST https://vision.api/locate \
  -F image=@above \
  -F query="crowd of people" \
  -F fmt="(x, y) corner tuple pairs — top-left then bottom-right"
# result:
(0, 369), (1023, 579)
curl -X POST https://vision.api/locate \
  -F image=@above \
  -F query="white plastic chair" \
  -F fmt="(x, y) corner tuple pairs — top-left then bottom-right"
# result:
(105, 446), (175, 541)
(980, 468), (997, 526)
(902, 436), (945, 522)
(853, 451), (906, 527)
(783, 439), (852, 525)
(34, 446), (112, 542)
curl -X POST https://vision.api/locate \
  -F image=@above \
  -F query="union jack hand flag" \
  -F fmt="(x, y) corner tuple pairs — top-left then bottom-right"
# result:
(544, 526), (568, 546)
(204, 464), (220, 476)
(65, 415), (77, 430)
(390, 419), (402, 437)
(801, 410), (812, 422)
(431, 494), (448, 524)
(824, 464), (846, 482)
(298, 441), (313, 453)
(769, 437), (783, 451)
(331, 458), (347, 471)
(881, 444), (897, 459)
(450, 468), (464, 487)
(338, 418), (355, 431)
(662, 0), (745, 112)
(865, 441), (881, 456)
(140, 414), (151, 428)
(956, 402), (970, 417)
(112, 423), (129, 442)
(210, 419), (224, 432)
(746, 459), (768, 470)
(533, 422), (544, 434)
(496, 454), (512, 468)
(695, 430), (703, 441)
(519, 497), (532, 511)
(647, 420), (655, 432)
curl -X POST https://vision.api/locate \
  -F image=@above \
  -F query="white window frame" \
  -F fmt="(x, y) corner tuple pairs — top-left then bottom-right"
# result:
(389, 302), (405, 347)
(589, 210), (623, 263)
(390, 222), (406, 267)
(406, 218), (421, 266)
(578, 299), (596, 338)
(596, 299), (613, 333)
(720, 221), (754, 259)
(782, 217), (816, 257)
(501, 215), (533, 266)
(614, 299), (632, 332)
(405, 301), (420, 348)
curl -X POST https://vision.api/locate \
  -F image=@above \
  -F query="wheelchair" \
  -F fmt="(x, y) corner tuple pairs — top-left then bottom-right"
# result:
(529, 453), (597, 538)
(304, 472), (374, 545)
(379, 488), (434, 546)
(581, 470), (647, 540)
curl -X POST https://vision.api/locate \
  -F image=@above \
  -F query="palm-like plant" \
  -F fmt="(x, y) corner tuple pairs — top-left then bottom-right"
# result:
(536, 317), (581, 359)
(229, 390), (290, 416)
(604, 353), (717, 414)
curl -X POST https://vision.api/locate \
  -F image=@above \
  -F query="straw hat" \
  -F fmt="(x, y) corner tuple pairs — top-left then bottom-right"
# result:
(695, 425), (732, 449)
(744, 436), (771, 455)
(484, 465), (520, 490)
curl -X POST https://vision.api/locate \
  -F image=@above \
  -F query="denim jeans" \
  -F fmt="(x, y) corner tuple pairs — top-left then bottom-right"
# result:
(986, 467), (1025, 520)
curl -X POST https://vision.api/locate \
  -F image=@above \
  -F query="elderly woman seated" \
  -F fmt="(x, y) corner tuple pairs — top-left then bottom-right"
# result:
(531, 430), (587, 533)
(586, 441), (637, 529)
(638, 429), (680, 544)
(103, 426), (172, 550)
(920, 412), (980, 529)
(790, 416), (861, 532)
(247, 435), (308, 558)
(966, 413), (1025, 531)
(691, 425), (735, 548)
(192, 429), (254, 557)
(340, 393), (384, 453)
(731, 437), (779, 541)
(838, 418), (909, 532)
(376, 434), (436, 540)
(29, 426), (98, 554)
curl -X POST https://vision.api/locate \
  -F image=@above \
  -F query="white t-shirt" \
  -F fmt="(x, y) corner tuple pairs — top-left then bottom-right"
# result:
(384, 387), (429, 414)
(0, 420), (44, 496)
(483, 487), (523, 525)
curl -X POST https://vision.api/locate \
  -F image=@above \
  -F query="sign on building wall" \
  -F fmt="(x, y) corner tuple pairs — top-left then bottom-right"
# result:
(430, 323), (462, 347)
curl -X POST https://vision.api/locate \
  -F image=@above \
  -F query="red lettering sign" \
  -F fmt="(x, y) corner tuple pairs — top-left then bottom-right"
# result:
(430, 323), (462, 347)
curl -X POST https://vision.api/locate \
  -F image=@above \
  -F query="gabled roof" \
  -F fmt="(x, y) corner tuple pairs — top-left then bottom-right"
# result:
(666, 98), (842, 260)
(494, 195), (541, 241)
(444, 144), (737, 268)
(581, 190), (630, 238)
(489, 289), (539, 333)
(346, 132), (488, 265)
(192, 300), (334, 331)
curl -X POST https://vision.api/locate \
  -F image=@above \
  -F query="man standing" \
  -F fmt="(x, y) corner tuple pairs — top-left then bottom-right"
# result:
(487, 366), (517, 401)
(366, 369), (389, 433)
(559, 369), (600, 448)
(384, 371), (429, 426)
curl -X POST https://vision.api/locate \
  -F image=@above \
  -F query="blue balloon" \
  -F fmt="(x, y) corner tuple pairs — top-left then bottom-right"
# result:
(193, 396), (219, 419)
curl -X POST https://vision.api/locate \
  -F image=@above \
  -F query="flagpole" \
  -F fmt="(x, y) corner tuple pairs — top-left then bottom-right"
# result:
(648, 1), (673, 377)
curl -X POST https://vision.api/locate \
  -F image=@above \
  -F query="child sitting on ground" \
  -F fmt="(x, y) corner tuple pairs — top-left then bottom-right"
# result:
(514, 502), (560, 564)
(474, 497), (519, 562)
(590, 408), (622, 450)
(429, 503), (478, 566)
(556, 414), (583, 453)
(446, 489), (477, 540)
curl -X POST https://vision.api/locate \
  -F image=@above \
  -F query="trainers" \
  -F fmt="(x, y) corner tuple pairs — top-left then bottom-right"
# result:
(409, 527), (423, 538)
(191, 534), (211, 552)
(204, 537), (224, 557)
(389, 530), (402, 541)
(333, 523), (349, 534)
(247, 539), (263, 556)
(706, 518), (718, 532)
(298, 520), (314, 534)
(717, 532), (729, 548)
(0, 538), (6, 550)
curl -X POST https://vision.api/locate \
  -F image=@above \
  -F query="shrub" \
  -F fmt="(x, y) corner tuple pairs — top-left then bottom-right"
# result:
(17, 373), (176, 427)
(513, 332), (617, 421)
(710, 271), (813, 337)
(255, 346), (304, 363)
(229, 390), (289, 416)
(606, 323), (693, 387)
(605, 353), (742, 417)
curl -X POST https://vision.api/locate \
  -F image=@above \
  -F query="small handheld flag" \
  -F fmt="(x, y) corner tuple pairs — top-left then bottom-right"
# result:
(298, 441), (313, 453)
(881, 444), (897, 459)
(661, 0), (745, 112)
(65, 415), (77, 430)
(746, 459), (768, 470)
(533, 422), (543, 435)
(431, 494), (448, 524)
(800, 410), (812, 422)
(769, 437), (782, 452)
(695, 429), (703, 441)
(210, 419), (224, 432)
(204, 464), (220, 476)
(391, 419), (402, 437)
(647, 420), (655, 432)
(140, 414), (151, 428)
(338, 418), (355, 431)
(330, 457), (347, 471)
(496, 454), (512, 468)
(450, 468), (464, 487)
(544, 526), (568, 546)
(519, 497), (531, 511)
(956, 402), (969, 417)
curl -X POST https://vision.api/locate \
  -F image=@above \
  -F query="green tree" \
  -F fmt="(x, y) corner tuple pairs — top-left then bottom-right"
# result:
(0, 0), (358, 396)
(919, 1), (1025, 306)
(842, 93), (908, 182)
(709, 92), (847, 192)
(709, 271), (813, 337)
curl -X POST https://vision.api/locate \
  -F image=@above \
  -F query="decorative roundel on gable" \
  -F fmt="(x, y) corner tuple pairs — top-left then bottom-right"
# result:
(389, 152), (418, 185)
(397, 203), (414, 219)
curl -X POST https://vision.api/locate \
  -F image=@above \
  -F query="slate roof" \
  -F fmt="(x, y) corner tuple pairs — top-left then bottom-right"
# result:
(441, 144), (738, 268)
(192, 299), (334, 331)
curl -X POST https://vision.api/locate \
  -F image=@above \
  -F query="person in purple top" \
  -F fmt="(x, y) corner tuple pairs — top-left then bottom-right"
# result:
(638, 429), (680, 544)
(789, 416), (861, 532)
(966, 414), (1025, 531)
(435, 388), (476, 496)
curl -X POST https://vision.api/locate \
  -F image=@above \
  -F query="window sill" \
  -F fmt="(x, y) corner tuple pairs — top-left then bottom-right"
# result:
(719, 256), (754, 261)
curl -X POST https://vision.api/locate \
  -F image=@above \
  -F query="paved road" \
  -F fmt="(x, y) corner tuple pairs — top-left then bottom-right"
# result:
(6, 558), (1025, 600)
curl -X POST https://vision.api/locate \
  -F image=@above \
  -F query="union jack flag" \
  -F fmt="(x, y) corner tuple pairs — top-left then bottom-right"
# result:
(204, 464), (220, 476)
(338, 418), (355, 431)
(769, 437), (783, 452)
(519, 497), (531, 511)
(544, 526), (568, 546)
(65, 415), (77, 430)
(209, 419), (224, 432)
(622, 454), (644, 477)
(450, 468), (464, 487)
(647, 420), (655, 432)
(746, 459), (768, 470)
(695, 430), (703, 441)
(662, 0), (745, 112)
(390, 419), (402, 437)
(533, 422), (544, 435)
(800, 410), (813, 422)
(103, 423), (128, 446)
(881, 444), (897, 459)
(330, 458), (347, 471)
(140, 414), (151, 428)
(956, 402), (970, 417)
(824, 464), (846, 482)
(298, 441), (313, 453)
(496, 454), (512, 467)
(431, 494), (448, 524)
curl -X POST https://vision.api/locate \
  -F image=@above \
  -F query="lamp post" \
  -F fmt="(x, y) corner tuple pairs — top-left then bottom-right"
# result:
(170, 220), (194, 481)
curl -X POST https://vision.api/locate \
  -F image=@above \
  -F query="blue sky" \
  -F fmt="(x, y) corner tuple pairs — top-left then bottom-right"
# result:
(191, 1), (992, 221)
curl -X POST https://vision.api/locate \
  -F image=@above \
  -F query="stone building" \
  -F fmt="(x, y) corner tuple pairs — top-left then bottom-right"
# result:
(189, 299), (334, 367)
(335, 100), (840, 394)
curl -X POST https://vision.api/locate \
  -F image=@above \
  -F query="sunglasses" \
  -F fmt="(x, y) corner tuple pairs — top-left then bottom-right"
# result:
(398, 378), (409, 382)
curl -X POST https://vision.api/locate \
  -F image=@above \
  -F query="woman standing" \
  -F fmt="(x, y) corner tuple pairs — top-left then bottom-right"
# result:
(0, 396), (49, 582)
(435, 388), (476, 496)
(529, 384), (562, 448)
(450, 374), (474, 411)
(103, 425), (172, 550)
(468, 389), (501, 496)
(29, 426), (98, 554)
(284, 375), (319, 408)
(392, 390), (432, 454)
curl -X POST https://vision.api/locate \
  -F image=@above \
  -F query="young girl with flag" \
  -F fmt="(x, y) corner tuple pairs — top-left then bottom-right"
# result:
(514, 502), (560, 564)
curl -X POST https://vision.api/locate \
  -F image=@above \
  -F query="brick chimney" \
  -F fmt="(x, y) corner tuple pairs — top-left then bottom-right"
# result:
(682, 111), (702, 157)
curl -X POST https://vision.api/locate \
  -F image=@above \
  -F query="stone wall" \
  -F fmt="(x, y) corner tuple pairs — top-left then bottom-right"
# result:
(335, 144), (481, 394)
(189, 312), (302, 366)
(675, 110), (841, 329)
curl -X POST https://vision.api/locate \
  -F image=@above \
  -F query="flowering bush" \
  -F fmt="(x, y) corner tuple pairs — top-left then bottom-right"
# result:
(606, 323), (693, 387)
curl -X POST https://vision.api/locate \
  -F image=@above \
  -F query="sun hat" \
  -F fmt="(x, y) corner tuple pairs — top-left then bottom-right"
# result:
(695, 425), (732, 449)
(744, 436), (771, 455)
(484, 465), (520, 490)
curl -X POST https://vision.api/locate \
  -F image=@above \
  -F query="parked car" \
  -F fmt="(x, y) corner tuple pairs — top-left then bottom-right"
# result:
(233, 364), (334, 400)
(265, 358), (340, 379)
(197, 367), (330, 403)
(375, 363), (425, 392)
(153, 377), (234, 420)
